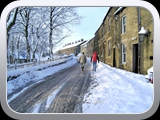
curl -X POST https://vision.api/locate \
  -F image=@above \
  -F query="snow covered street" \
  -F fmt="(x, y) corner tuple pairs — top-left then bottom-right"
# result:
(7, 55), (153, 113)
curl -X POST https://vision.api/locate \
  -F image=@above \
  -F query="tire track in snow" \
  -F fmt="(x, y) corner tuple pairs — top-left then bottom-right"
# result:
(31, 83), (66, 113)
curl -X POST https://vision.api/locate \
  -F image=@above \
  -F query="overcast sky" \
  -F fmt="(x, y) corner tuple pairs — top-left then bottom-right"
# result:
(54, 7), (110, 52)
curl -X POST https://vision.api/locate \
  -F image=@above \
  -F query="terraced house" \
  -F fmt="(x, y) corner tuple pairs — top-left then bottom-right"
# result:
(58, 39), (86, 56)
(94, 7), (153, 74)
(80, 41), (88, 55)
(86, 37), (94, 58)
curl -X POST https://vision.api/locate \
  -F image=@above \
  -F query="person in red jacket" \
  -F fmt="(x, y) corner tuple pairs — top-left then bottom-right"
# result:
(90, 51), (99, 71)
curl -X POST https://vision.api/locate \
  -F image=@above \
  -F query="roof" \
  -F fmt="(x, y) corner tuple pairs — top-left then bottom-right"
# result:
(81, 40), (88, 46)
(86, 36), (94, 43)
(60, 40), (86, 50)
(95, 7), (112, 35)
(94, 7), (126, 35)
(13, 50), (39, 59)
(114, 7), (125, 15)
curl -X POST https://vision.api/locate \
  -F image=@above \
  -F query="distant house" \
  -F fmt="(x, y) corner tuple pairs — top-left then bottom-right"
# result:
(7, 50), (27, 64)
(8, 50), (40, 64)
(86, 37), (94, 58)
(81, 40), (88, 56)
(58, 39), (86, 56)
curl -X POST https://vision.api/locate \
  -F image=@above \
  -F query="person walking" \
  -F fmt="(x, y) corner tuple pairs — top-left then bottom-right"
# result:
(90, 51), (99, 71)
(78, 52), (87, 71)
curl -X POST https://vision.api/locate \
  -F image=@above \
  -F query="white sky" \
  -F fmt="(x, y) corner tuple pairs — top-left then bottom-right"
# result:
(54, 7), (109, 52)
(7, 54), (154, 114)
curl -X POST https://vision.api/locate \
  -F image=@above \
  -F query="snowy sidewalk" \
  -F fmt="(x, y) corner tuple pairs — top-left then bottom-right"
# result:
(82, 62), (153, 113)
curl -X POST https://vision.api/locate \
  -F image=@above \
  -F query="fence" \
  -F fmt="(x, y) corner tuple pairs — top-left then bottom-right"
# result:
(7, 55), (73, 71)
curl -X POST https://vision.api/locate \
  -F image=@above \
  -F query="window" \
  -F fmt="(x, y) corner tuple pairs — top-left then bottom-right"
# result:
(108, 40), (111, 56)
(102, 22), (106, 36)
(108, 18), (111, 31)
(102, 25), (105, 36)
(122, 15), (126, 34)
(122, 43), (126, 63)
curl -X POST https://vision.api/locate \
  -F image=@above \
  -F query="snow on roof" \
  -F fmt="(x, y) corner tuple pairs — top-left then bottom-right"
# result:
(81, 40), (88, 46)
(114, 7), (123, 15)
(13, 50), (39, 59)
(87, 38), (93, 43)
(60, 40), (85, 50)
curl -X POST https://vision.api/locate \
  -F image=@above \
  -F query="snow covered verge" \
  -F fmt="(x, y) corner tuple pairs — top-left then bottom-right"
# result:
(7, 56), (77, 95)
(7, 56), (73, 82)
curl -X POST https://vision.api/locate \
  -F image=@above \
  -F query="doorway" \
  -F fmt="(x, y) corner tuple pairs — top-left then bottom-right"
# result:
(113, 48), (116, 67)
(133, 44), (138, 73)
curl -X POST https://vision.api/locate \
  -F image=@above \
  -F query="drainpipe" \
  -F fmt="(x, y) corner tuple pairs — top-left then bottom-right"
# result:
(113, 13), (116, 67)
(137, 7), (141, 74)
(102, 22), (105, 63)
(118, 10), (122, 68)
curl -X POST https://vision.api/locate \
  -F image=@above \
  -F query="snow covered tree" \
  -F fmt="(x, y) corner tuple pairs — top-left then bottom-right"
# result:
(7, 6), (82, 63)
(46, 7), (82, 58)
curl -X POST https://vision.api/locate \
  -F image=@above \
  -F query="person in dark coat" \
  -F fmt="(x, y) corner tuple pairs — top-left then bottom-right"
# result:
(90, 51), (99, 71)
(78, 52), (87, 71)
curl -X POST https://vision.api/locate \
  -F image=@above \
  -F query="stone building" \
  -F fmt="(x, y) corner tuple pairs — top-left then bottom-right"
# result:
(58, 39), (86, 56)
(57, 7), (153, 74)
(95, 7), (153, 74)
(86, 37), (95, 58)
(81, 40), (88, 56)
(94, 28), (100, 58)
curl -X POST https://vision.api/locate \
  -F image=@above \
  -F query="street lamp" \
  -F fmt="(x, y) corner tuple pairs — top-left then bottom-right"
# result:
(138, 27), (150, 42)
(138, 26), (151, 74)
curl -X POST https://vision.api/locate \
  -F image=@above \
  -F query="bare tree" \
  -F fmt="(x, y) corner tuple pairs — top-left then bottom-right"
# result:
(7, 6), (82, 64)
(48, 7), (82, 58)
(7, 8), (19, 48)
(7, 8), (19, 32)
